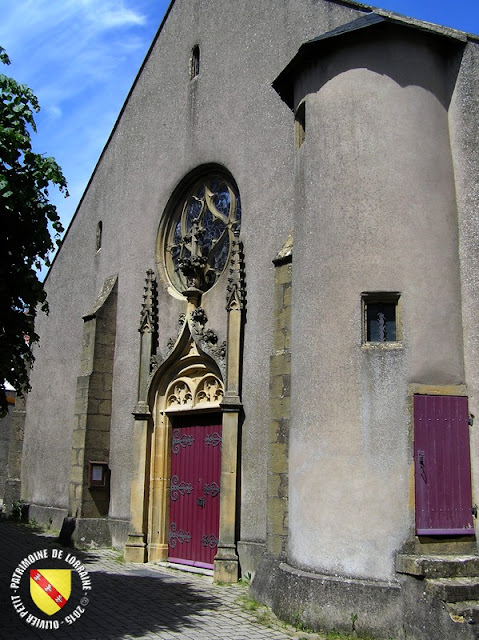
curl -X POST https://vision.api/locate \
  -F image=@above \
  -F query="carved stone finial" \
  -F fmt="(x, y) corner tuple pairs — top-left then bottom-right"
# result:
(226, 231), (246, 312)
(139, 269), (158, 334)
(179, 255), (208, 290)
(185, 307), (226, 377)
(190, 307), (208, 327)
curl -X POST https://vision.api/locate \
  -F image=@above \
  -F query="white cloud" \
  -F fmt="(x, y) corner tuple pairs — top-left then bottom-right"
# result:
(45, 105), (63, 120)
(94, 5), (146, 29)
(0, 0), (166, 244)
(59, 0), (146, 31)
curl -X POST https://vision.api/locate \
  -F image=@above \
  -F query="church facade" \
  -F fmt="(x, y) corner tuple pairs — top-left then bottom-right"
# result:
(11, 1), (479, 637)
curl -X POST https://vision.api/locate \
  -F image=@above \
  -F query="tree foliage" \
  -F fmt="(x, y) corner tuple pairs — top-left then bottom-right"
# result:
(0, 47), (68, 416)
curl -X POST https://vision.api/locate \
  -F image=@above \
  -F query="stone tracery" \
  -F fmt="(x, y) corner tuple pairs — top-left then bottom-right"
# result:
(165, 373), (224, 410)
(162, 175), (241, 294)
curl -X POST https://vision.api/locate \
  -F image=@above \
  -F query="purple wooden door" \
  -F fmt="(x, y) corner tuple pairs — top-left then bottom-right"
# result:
(414, 395), (473, 535)
(168, 416), (222, 568)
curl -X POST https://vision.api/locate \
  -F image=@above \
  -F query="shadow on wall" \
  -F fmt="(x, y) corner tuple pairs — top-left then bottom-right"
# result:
(298, 22), (464, 110)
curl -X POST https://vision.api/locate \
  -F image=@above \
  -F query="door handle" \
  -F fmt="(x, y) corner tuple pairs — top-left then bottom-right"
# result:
(418, 450), (427, 484)
(197, 497), (205, 508)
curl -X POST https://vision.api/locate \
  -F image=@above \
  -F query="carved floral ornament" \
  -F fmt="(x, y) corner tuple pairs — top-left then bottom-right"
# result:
(158, 174), (241, 294)
(165, 374), (224, 410)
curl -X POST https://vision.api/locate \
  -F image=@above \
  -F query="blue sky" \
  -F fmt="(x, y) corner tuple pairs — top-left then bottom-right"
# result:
(0, 0), (170, 240)
(1, 0), (478, 252)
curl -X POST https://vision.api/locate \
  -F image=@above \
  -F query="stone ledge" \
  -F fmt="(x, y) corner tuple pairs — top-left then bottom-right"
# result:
(59, 516), (116, 550)
(396, 553), (479, 578)
(251, 554), (403, 639)
(28, 504), (67, 531)
(426, 577), (479, 603)
(279, 561), (400, 590)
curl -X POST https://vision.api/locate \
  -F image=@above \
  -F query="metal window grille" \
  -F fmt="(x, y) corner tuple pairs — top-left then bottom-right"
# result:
(366, 302), (396, 341)
(362, 293), (400, 343)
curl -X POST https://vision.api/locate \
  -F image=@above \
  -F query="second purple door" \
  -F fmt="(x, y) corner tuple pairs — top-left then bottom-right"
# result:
(414, 394), (473, 535)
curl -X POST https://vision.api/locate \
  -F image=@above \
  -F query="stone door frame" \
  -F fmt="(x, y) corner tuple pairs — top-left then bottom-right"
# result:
(147, 356), (225, 566)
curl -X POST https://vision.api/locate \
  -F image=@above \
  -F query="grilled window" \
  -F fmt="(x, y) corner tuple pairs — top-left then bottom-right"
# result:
(362, 293), (401, 343)
(161, 173), (241, 294)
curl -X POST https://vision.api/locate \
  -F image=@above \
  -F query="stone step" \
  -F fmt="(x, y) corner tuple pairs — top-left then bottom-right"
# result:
(426, 578), (479, 603)
(396, 554), (479, 579)
(446, 601), (479, 624)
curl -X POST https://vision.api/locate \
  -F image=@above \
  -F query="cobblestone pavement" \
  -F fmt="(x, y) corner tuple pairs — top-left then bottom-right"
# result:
(0, 521), (297, 640)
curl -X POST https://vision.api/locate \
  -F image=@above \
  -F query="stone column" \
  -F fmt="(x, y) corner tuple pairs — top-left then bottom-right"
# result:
(215, 401), (241, 582)
(147, 411), (171, 562)
(125, 271), (157, 562)
(215, 232), (245, 583)
(124, 406), (151, 562)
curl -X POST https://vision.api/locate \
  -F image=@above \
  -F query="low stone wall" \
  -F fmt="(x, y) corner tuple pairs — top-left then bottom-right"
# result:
(28, 504), (67, 532)
(251, 554), (479, 640)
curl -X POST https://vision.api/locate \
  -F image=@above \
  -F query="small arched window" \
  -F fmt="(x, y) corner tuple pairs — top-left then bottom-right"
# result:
(96, 221), (103, 252)
(190, 45), (200, 80)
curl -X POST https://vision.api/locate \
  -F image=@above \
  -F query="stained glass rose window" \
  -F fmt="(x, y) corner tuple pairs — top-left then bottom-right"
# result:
(160, 174), (241, 294)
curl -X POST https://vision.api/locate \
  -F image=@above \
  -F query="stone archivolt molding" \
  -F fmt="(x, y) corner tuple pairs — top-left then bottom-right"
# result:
(153, 306), (226, 384)
(165, 372), (224, 411)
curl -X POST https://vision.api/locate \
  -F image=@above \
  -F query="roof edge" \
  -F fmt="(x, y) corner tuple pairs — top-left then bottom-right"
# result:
(45, 0), (178, 283)
(273, 10), (469, 110)
(325, 0), (478, 42)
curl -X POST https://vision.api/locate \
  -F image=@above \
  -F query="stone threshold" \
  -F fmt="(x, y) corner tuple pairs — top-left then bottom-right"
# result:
(155, 561), (213, 577)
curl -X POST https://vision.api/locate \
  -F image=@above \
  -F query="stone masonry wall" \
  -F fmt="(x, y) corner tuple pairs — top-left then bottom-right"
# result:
(3, 394), (26, 515)
(267, 237), (292, 558)
(69, 283), (117, 519)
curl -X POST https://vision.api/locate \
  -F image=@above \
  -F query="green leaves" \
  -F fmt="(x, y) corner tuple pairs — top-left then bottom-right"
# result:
(0, 47), (10, 66)
(0, 47), (68, 417)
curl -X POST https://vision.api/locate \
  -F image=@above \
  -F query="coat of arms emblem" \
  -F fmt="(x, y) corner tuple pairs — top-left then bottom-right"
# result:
(30, 569), (71, 616)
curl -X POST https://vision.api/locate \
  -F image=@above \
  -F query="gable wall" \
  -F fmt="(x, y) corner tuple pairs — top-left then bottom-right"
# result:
(21, 0), (366, 543)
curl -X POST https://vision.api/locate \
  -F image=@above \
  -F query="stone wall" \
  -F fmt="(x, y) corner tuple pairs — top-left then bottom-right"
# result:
(0, 392), (15, 510)
(3, 393), (25, 516)
(267, 234), (292, 560)
(69, 278), (117, 521)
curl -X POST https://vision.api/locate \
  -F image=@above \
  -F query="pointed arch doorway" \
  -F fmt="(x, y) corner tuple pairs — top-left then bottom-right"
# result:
(147, 341), (226, 569)
(125, 167), (245, 582)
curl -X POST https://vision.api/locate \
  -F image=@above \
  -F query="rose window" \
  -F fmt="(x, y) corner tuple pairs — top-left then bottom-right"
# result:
(161, 175), (241, 294)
